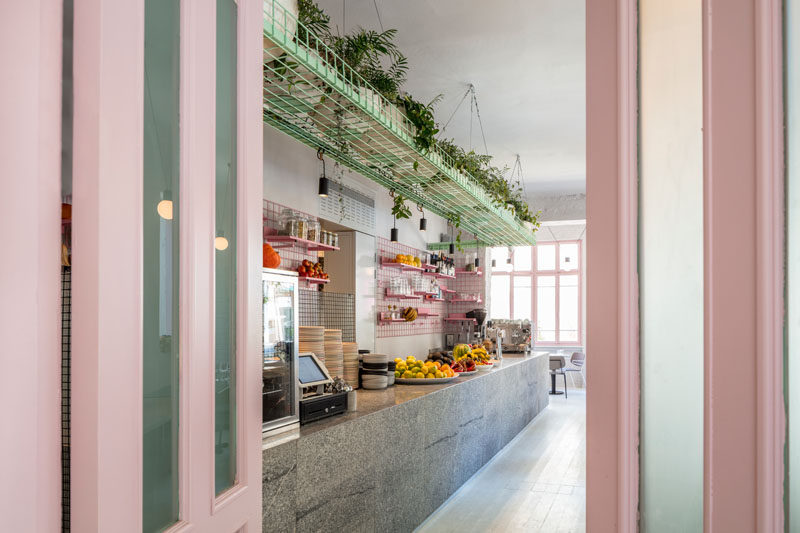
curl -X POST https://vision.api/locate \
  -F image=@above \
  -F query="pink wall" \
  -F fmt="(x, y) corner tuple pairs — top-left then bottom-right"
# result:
(0, 1), (63, 531)
(71, 0), (145, 529)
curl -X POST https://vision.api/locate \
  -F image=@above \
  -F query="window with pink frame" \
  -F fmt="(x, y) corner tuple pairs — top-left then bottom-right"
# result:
(490, 242), (582, 345)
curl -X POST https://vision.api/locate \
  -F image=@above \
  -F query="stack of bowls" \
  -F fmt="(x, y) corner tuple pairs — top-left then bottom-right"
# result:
(342, 342), (359, 388)
(299, 326), (325, 364)
(323, 329), (343, 378)
(360, 353), (389, 390)
(386, 360), (397, 386)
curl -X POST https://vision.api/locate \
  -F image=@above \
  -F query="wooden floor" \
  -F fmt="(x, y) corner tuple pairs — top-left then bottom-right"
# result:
(417, 388), (586, 533)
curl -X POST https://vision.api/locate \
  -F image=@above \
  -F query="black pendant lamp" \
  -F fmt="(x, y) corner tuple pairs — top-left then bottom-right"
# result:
(418, 204), (427, 232)
(475, 242), (481, 268)
(391, 214), (398, 242)
(317, 148), (329, 198)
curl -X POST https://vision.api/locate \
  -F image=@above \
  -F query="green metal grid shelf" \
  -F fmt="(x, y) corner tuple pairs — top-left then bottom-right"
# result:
(262, 0), (537, 246)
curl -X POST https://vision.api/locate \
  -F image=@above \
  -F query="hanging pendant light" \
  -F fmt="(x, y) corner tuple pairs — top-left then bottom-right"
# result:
(417, 204), (427, 232)
(317, 148), (329, 197)
(157, 191), (173, 220)
(475, 242), (481, 268)
(448, 222), (455, 254)
(215, 233), (229, 251)
(391, 214), (398, 242)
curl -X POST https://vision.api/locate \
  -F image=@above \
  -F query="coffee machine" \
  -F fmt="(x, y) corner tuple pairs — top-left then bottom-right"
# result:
(486, 319), (533, 354)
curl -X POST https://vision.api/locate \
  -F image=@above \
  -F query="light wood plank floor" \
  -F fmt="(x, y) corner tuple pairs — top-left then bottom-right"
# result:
(417, 389), (586, 533)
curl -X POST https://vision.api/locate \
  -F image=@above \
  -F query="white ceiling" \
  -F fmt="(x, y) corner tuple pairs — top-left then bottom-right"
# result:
(316, 0), (586, 196)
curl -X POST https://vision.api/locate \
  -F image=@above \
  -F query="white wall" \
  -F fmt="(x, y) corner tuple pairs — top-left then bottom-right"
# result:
(263, 125), (451, 358)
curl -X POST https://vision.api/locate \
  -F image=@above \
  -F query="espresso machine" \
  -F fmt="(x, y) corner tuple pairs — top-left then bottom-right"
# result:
(486, 319), (533, 354)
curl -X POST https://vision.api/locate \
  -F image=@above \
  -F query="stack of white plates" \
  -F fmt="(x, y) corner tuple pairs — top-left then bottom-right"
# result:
(299, 326), (325, 364)
(361, 353), (389, 390)
(342, 342), (359, 388)
(323, 329), (343, 378)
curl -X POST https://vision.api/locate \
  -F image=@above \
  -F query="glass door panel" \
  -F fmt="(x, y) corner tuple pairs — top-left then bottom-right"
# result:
(787, 0), (799, 527)
(214, 0), (238, 496)
(142, 0), (180, 529)
(262, 272), (299, 431)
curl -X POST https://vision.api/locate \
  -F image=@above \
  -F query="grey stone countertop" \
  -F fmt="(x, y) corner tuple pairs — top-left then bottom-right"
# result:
(264, 353), (545, 445)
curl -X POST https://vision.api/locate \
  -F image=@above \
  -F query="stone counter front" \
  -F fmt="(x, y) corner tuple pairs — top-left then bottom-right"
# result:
(262, 353), (549, 532)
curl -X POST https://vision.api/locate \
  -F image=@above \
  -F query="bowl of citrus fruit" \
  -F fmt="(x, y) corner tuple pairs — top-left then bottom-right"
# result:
(394, 356), (457, 384)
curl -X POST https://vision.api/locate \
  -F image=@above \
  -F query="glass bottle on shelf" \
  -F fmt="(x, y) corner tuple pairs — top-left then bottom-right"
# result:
(281, 209), (297, 237)
(296, 215), (308, 240)
(307, 219), (320, 243)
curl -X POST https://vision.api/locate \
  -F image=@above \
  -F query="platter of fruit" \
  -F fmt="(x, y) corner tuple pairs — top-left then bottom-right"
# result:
(296, 259), (329, 281)
(426, 351), (454, 366)
(394, 254), (422, 268)
(394, 356), (457, 384)
(451, 358), (477, 375)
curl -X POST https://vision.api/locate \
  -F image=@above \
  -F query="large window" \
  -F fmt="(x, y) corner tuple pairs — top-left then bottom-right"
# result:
(490, 242), (582, 345)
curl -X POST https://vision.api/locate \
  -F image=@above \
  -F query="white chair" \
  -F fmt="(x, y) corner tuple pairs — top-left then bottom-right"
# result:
(565, 352), (586, 388)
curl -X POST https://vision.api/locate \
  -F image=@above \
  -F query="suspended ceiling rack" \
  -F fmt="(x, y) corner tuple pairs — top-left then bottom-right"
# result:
(262, 1), (536, 246)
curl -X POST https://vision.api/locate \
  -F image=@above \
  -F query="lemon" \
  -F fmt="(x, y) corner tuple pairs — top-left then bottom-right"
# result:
(416, 372), (425, 379)
(395, 371), (401, 378)
(425, 373), (435, 379)
(402, 371), (413, 379)
(435, 371), (444, 379)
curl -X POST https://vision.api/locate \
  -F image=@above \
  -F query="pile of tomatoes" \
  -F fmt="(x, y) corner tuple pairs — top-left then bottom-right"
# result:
(297, 259), (329, 280)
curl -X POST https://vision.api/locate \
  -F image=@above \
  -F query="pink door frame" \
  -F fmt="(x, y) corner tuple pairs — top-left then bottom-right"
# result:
(70, 0), (264, 530)
(0, 1), (63, 530)
(586, 0), (638, 530)
(586, 0), (786, 531)
(703, 0), (785, 529)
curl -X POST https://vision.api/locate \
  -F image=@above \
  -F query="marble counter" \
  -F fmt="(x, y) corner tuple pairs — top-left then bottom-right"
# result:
(262, 353), (549, 532)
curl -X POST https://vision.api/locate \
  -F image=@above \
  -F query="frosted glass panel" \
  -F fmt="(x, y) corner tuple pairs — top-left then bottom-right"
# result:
(143, 0), (180, 529)
(559, 243), (578, 271)
(513, 276), (532, 320)
(490, 275), (510, 319)
(491, 247), (511, 272)
(214, 0), (237, 495)
(536, 245), (556, 271)
(787, 0), (800, 528)
(559, 275), (579, 342)
(513, 246), (532, 271)
(536, 276), (556, 342)
(639, 0), (704, 530)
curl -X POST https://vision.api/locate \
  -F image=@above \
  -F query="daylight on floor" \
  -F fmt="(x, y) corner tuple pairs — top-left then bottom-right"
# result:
(3, 0), (798, 532)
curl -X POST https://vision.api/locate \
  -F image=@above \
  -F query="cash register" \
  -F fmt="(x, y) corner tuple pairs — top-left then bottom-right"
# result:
(298, 352), (348, 425)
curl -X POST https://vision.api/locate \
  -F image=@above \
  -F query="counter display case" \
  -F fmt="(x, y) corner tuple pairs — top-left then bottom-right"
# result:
(262, 269), (300, 434)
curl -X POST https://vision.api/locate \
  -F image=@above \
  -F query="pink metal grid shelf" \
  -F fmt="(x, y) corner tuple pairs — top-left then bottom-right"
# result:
(377, 237), (446, 338)
(384, 291), (422, 300)
(264, 235), (340, 251)
(301, 277), (329, 285)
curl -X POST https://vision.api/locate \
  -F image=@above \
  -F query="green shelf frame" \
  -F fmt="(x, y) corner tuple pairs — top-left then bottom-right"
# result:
(262, 0), (537, 246)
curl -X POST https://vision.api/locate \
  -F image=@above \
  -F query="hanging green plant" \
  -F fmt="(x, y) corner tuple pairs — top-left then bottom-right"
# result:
(401, 94), (441, 152)
(391, 193), (412, 220)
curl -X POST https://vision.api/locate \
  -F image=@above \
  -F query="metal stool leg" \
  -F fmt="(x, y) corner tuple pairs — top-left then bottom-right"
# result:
(562, 372), (568, 398)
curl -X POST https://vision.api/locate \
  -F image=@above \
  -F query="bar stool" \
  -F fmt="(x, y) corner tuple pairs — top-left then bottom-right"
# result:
(549, 356), (567, 397)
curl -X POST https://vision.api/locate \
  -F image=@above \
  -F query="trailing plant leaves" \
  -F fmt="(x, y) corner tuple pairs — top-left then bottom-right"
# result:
(392, 194), (413, 220)
(401, 94), (440, 153)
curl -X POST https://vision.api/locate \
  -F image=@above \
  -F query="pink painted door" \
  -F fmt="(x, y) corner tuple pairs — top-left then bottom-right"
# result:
(71, 0), (263, 531)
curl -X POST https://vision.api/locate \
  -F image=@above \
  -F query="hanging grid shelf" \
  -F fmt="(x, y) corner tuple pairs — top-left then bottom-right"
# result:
(262, 1), (536, 246)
